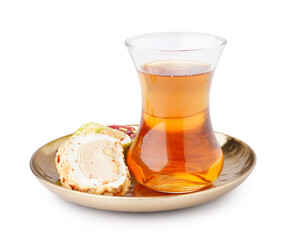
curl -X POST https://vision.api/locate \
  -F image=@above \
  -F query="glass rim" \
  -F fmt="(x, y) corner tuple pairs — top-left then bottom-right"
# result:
(125, 32), (227, 52)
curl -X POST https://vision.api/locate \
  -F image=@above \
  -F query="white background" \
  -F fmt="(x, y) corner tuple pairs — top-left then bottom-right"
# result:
(0, 0), (293, 239)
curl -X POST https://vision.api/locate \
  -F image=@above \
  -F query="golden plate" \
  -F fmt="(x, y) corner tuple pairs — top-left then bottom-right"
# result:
(30, 129), (256, 212)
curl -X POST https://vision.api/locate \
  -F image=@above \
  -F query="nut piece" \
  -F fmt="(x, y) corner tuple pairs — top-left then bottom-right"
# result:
(103, 147), (115, 158)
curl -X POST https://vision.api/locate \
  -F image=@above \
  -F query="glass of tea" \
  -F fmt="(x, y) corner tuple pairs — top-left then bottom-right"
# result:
(125, 32), (226, 193)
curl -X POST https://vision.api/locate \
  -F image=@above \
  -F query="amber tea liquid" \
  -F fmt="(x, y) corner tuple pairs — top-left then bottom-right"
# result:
(127, 60), (224, 193)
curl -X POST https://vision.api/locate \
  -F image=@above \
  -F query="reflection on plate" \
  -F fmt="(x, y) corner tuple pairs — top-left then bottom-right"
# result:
(30, 128), (256, 212)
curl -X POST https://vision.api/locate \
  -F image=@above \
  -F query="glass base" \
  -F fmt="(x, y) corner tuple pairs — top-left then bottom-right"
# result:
(142, 173), (214, 193)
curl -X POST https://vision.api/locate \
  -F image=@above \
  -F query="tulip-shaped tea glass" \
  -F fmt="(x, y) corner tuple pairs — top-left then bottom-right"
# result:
(126, 32), (226, 193)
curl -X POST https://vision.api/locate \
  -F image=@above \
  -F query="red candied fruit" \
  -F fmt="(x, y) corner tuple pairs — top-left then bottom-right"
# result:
(108, 125), (137, 140)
